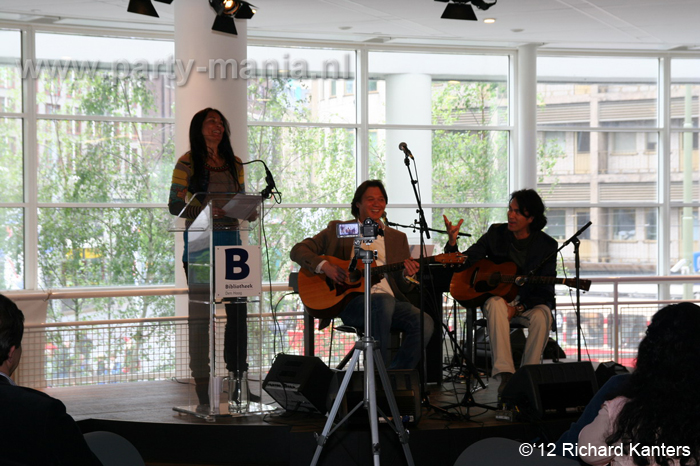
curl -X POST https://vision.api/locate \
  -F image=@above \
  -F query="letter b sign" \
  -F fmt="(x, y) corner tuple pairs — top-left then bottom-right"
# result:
(225, 248), (250, 280)
(215, 245), (261, 299)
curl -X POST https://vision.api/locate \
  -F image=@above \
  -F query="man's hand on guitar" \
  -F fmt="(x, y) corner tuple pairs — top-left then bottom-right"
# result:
(443, 215), (464, 247)
(403, 258), (420, 277)
(402, 258), (420, 284)
(320, 261), (349, 284)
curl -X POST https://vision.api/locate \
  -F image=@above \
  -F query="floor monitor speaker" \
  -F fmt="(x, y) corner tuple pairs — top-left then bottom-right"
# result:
(262, 354), (333, 414)
(500, 361), (598, 419)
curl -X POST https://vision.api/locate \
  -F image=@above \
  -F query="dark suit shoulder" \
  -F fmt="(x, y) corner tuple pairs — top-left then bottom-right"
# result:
(0, 384), (67, 410)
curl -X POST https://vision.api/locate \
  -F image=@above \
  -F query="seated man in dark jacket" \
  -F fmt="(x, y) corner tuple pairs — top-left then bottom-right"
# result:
(0, 294), (103, 466)
(444, 189), (557, 395)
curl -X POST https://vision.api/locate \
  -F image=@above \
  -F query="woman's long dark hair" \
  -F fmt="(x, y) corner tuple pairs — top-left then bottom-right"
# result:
(606, 302), (700, 465)
(187, 108), (240, 193)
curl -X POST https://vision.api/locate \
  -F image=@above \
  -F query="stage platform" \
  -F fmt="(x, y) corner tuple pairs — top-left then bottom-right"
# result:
(44, 361), (582, 466)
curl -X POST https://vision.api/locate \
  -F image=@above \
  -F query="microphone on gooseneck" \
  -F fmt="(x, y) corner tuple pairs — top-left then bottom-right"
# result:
(242, 159), (277, 199)
(260, 164), (276, 199)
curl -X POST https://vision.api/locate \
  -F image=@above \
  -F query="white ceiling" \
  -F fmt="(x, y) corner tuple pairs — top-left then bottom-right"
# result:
(0, 0), (699, 51)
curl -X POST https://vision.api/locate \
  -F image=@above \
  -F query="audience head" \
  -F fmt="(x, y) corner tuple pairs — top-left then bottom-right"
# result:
(636, 301), (700, 375)
(509, 189), (547, 232)
(608, 302), (700, 466)
(0, 294), (24, 369)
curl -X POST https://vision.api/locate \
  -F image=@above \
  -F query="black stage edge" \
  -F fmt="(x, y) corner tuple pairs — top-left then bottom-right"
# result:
(78, 418), (291, 466)
(77, 414), (576, 465)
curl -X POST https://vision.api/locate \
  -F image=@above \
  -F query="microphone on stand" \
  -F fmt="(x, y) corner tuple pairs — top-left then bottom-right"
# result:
(562, 221), (592, 247)
(398, 142), (414, 160)
(242, 159), (277, 199)
(260, 163), (277, 200)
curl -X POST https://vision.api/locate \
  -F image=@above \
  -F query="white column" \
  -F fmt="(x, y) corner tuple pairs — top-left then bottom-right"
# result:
(173, 3), (249, 311)
(515, 44), (539, 190)
(385, 74), (432, 245)
(174, 3), (248, 161)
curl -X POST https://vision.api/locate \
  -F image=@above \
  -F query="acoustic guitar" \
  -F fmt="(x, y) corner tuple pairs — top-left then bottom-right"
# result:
(450, 259), (591, 308)
(298, 253), (466, 319)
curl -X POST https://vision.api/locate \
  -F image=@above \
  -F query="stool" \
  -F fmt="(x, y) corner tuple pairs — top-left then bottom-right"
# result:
(332, 325), (402, 370)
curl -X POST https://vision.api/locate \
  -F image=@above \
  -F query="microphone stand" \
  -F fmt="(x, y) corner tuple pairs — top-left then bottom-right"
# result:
(530, 221), (592, 362)
(385, 220), (471, 239)
(387, 221), (488, 420)
(399, 150), (441, 415)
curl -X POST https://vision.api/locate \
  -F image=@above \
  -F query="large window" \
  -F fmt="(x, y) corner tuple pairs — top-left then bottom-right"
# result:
(366, 51), (510, 243)
(537, 56), (665, 275)
(1, 29), (176, 318)
(0, 30), (22, 290)
(33, 33), (175, 295)
(245, 47), (512, 285)
(3, 26), (700, 298)
(670, 59), (700, 278)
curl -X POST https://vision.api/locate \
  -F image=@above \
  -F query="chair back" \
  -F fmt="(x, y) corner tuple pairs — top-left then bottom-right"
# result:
(83, 431), (145, 466)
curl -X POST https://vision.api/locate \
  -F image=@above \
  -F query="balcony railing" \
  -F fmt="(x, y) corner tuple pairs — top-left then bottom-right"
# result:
(8, 275), (700, 389)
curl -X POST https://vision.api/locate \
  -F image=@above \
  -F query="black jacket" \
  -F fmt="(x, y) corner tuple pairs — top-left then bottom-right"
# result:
(0, 376), (103, 466)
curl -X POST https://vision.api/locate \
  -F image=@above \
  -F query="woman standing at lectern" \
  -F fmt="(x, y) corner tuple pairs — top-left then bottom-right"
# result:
(168, 108), (248, 410)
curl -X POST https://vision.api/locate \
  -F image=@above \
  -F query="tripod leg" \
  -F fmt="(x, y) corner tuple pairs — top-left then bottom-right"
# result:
(310, 347), (362, 466)
(364, 342), (382, 466)
(372, 343), (415, 466)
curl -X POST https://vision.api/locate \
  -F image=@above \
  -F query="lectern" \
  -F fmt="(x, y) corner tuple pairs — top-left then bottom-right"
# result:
(171, 192), (265, 419)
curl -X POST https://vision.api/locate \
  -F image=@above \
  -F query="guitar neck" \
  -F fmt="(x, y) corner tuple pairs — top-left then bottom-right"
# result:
(501, 274), (590, 290)
(372, 256), (436, 276)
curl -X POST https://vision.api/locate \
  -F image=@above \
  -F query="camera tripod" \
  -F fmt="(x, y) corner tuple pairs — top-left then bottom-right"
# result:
(310, 244), (414, 466)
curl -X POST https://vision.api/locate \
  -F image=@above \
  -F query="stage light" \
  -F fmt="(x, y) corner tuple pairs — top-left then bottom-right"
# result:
(127, 0), (159, 17)
(127, 0), (173, 18)
(212, 14), (238, 35)
(436, 0), (497, 21)
(209, 0), (257, 35)
(441, 2), (477, 21)
(471, 0), (497, 11)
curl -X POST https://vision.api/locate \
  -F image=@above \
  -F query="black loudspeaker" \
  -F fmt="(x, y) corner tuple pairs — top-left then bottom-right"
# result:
(501, 361), (598, 420)
(262, 354), (333, 414)
(595, 361), (629, 388)
(326, 369), (422, 425)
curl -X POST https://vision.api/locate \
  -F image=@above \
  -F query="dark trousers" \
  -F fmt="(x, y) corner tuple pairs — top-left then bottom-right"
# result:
(185, 263), (248, 381)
